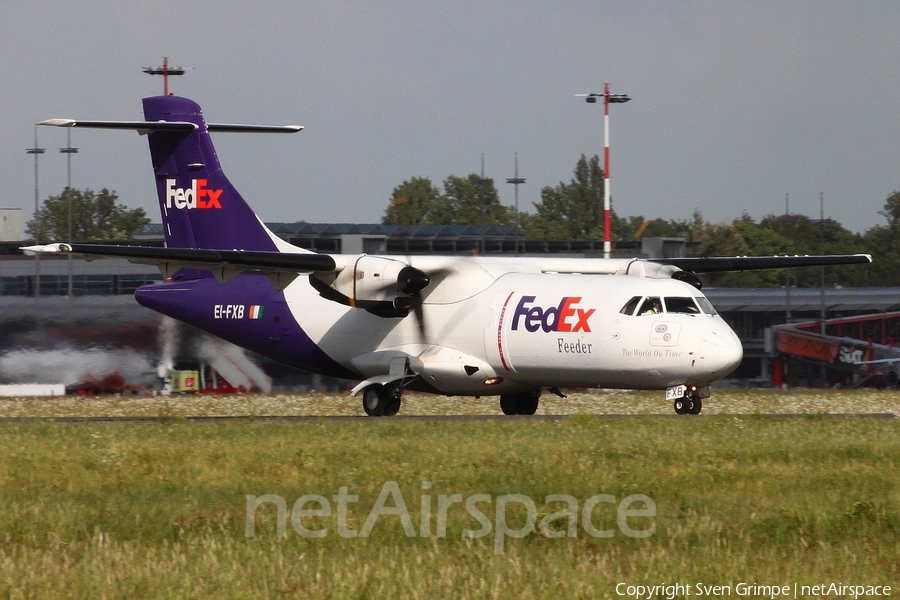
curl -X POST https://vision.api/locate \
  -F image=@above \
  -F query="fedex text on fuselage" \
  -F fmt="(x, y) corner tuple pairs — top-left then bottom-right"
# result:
(511, 295), (596, 333)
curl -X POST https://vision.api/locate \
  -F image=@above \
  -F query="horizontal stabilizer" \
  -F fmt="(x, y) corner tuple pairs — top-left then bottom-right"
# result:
(37, 119), (302, 133)
(38, 119), (197, 131)
(207, 123), (303, 133)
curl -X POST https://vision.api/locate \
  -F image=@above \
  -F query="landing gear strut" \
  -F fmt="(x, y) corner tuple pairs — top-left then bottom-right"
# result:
(362, 384), (402, 417)
(499, 391), (541, 415)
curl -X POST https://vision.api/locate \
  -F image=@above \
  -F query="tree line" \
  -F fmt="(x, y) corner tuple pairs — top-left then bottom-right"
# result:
(25, 159), (900, 287)
(382, 154), (896, 287)
(27, 187), (150, 243)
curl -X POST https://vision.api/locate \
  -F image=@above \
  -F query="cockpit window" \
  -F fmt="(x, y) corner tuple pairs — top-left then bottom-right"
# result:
(619, 296), (642, 315)
(695, 296), (718, 315)
(638, 297), (663, 316)
(664, 297), (701, 314)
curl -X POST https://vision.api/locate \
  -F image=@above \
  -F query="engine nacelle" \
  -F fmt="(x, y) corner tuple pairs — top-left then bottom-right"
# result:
(334, 256), (410, 302)
(314, 256), (430, 317)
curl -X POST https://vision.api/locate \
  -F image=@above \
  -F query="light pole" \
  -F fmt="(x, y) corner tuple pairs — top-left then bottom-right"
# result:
(26, 126), (45, 297)
(143, 57), (187, 95)
(577, 84), (630, 258)
(506, 153), (526, 255)
(819, 192), (825, 332)
(60, 129), (78, 297)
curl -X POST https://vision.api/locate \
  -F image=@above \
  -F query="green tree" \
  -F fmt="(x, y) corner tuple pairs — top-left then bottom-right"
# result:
(861, 191), (900, 286)
(383, 174), (511, 226)
(696, 211), (868, 288)
(441, 174), (511, 226)
(697, 214), (790, 287)
(382, 177), (451, 225)
(878, 190), (900, 229)
(26, 187), (150, 242)
(761, 214), (867, 287)
(524, 154), (630, 241)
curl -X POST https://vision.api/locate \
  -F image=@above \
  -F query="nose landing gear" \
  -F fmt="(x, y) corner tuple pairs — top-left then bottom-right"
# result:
(673, 394), (702, 415)
(668, 384), (707, 415)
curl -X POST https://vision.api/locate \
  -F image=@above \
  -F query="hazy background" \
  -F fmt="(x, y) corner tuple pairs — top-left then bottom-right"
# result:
(3, 1), (899, 234)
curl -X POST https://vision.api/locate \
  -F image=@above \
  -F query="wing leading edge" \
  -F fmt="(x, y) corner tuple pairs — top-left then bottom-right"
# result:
(653, 254), (872, 273)
(22, 243), (869, 277)
(22, 243), (337, 273)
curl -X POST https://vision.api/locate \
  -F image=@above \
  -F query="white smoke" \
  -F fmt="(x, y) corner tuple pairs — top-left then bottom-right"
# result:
(193, 335), (273, 393)
(157, 315), (179, 379)
(0, 347), (155, 385)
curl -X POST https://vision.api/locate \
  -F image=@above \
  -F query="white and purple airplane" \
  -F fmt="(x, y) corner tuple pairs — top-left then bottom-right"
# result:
(26, 96), (871, 416)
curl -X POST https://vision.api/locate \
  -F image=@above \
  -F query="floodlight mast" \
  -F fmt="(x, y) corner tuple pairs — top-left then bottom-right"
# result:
(577, 83), (630, 258)
(506, 153), (526, 256)
(143, 57), (188, 95)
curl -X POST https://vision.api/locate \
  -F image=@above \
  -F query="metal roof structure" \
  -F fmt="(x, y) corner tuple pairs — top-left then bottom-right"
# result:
(704, 287), (900, 313)
(137, 222), (516, 239)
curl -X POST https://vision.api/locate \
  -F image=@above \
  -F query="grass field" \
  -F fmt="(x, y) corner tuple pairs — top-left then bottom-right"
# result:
(0, 387), (898, 418)
(0, 392), (897, 598)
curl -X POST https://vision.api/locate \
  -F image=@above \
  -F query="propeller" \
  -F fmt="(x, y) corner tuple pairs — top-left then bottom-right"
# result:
(396, 266), (430, 339)
(310, 258), (446, 340)
(396, 266), (430, 296)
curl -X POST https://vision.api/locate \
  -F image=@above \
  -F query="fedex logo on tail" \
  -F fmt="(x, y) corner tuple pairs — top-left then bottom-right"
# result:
(511, 295), (595, 333)
(165, 179), (224, 210)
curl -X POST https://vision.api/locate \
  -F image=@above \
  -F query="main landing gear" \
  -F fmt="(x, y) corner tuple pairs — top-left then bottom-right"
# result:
(499, 391), (541, 415)
(361, 384), (402, 417)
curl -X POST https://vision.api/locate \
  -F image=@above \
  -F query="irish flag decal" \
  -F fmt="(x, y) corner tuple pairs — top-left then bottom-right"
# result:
(248, 305), (265, 320)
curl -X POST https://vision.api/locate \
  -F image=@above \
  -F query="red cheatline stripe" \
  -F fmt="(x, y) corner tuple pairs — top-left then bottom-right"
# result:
(497, 292), (515, 371)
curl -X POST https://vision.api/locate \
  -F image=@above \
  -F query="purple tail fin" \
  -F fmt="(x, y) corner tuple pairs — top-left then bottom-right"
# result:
(143, 96), (282, 251)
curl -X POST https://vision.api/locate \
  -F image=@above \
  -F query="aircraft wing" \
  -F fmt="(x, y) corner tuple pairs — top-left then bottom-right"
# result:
(21, 243), (337, 274)
(23, 244), (872, 276)
(653, 254), (872, 273)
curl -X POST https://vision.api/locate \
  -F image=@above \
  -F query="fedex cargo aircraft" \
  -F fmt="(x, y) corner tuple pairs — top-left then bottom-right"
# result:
(27, 96), (871, 416)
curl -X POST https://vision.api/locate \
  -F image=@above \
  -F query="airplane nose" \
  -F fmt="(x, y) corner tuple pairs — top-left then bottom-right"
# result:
(701, 323), (743, 379)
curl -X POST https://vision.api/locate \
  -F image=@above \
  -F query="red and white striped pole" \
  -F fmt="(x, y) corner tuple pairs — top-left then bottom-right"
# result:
(578, 85), (630, 259)
(603, 82), (612, 258)
(163, 56), (170, 96)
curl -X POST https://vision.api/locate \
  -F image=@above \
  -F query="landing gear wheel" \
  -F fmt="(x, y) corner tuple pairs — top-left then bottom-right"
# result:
(499, 392), (541, 415)
(384, 394), (401, 416)
(500, 395), (518, 415)
(687, 396), (702, 415)
(673, 396), (690, 415)
(362, 385), (402, 417)
(362, 386), (386, 416)
(517, 392), (540, 415)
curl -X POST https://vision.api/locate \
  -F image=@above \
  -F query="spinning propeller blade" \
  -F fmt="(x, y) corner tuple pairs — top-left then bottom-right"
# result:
(397, 266), (430, 339)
